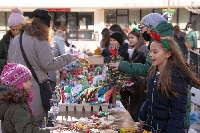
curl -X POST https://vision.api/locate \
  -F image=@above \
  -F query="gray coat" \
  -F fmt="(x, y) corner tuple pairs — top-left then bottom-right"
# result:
(8, 31), (72, 121)
(48, 35), (68, 83)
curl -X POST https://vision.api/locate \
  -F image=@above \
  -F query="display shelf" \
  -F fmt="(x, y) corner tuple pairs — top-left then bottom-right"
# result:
(58, 103), (109, 112)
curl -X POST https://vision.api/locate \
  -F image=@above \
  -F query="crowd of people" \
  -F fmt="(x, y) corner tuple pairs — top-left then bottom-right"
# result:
(100, 13), (200, 133)
(0, 6), (199, 133)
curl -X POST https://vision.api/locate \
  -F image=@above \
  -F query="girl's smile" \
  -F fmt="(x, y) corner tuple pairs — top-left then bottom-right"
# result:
(150, 41), (171, 72)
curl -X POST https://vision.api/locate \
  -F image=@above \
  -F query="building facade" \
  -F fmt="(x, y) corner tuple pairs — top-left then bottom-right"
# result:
(1, 8), (199, 40)
(0, 0), (200, 50)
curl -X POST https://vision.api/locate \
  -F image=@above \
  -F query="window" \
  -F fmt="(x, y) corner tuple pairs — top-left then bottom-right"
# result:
(67, 12), (78, 40)
(141, 9), (153, 18)
(105, 9), (129, 30)
(54, 12), (66, 29)
(116, 9), (129, 30)
(105, 9), (117, 24)
(78, 12), (94, 40)
(129, 9), (140, 24)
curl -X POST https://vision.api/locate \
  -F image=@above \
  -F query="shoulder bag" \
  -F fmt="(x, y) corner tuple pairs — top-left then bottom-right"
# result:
(19, 33), (52, 111)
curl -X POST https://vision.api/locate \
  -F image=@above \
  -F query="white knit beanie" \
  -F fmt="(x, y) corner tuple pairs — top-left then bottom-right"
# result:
(140, 13), (167, 28)
(8, 7), (26, 27)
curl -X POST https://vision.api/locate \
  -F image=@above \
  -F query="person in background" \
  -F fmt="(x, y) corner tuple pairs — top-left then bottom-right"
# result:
(109, 24), (130, 45)
(56, 30), (76, 48)
(0, 63), (50, 133)
(122, 29), (148, 121)
(126, 76), (147, 122)
(173, 25), (188, 59)
(0, 7), (25, 74)
(100, 28), (110, 63)
(7, 9), (77, 126)
(100, 28), (110, 49)
(128, 30), (148, 62)
(109, 13), (173, 77)
(109, 13), (194, 132)
(139, 37), (200, 133)
(102, 32), (129, 63)
(48, 29), (70, 91)
(184, 22), (197, 50)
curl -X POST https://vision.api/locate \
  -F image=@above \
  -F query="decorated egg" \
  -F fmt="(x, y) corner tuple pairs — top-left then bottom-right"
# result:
(120, 128), (126, 133)
(77, 124), (83, 130)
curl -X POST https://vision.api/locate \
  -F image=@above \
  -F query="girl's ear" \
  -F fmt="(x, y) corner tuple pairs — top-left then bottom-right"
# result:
(165, 51), (172, 59)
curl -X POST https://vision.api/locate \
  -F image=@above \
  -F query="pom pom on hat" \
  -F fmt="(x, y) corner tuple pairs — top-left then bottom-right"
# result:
(110, 32), (124, 45)
(8, 7), (25, 27)
(0, 63), (32, 90)
(140, 13), (167, 28)
(11, 7), (23, 14)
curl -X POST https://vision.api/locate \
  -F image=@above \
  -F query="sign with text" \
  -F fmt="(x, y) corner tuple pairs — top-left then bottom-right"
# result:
(162, 9), (176, 15)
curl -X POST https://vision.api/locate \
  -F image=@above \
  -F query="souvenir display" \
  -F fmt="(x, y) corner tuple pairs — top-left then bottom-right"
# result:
(47, 51), (145, 133)
(48, 111), (151, 133)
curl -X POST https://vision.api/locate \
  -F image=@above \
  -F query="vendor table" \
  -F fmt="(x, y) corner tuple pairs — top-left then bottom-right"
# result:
(56, 110), (135, 128)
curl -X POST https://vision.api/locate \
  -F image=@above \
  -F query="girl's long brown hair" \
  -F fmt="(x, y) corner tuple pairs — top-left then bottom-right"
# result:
(129, 30), (146, 62)
(19, 18), (49, 41)
(101, 28), (110, 49)
(149, 37), (200, 98)
(173, 25), (185, 39)
(5, 30), (14, 39)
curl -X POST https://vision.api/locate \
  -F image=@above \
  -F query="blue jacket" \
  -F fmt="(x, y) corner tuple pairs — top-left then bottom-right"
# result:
(139, 68), (188, 133)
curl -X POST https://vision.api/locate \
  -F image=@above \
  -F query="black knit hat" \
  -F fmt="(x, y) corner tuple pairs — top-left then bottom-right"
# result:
(32, 9), (51, 27)
(110, 32), (123, 45)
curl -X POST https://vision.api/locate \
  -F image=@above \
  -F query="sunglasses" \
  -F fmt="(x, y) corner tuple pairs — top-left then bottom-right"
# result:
(138, 24), (144, 30)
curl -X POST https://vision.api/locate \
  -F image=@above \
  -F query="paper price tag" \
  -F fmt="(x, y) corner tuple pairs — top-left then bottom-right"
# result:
(71, 84), (83, 96)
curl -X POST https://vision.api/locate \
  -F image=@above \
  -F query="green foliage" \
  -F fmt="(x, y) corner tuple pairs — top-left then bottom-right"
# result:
(103, 47), (129, 89)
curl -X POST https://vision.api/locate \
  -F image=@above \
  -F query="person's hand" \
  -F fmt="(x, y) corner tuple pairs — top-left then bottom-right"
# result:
(71, 54), (78, 61)
(109, 62), (120, 71)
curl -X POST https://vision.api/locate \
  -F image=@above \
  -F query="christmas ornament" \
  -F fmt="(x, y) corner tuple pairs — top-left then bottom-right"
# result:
(103, 46), (129, 89)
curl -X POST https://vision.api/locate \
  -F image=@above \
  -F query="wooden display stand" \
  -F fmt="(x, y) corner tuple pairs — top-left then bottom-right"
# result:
(59, 103), (109, 112)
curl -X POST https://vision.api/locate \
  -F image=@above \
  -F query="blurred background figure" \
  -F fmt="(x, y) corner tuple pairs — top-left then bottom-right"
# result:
(173, 25), (188, 59)
(184, 21), (197, 50)
(0, 7), (25, 74)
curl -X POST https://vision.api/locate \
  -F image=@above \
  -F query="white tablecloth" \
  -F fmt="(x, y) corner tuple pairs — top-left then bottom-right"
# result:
(108, 100), (126, 112)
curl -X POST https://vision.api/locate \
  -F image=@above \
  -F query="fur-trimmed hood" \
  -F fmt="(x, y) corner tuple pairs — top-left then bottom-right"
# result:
(0, 83), (30, 104)
(0, 83), (33, 120)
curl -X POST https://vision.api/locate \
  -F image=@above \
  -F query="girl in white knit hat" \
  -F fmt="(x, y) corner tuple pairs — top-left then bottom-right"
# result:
(0, 7), (26, 74)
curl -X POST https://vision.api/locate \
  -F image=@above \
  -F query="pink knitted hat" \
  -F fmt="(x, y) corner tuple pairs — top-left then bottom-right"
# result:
(8, 7), (26, 27)
(0, 63), (32, 90)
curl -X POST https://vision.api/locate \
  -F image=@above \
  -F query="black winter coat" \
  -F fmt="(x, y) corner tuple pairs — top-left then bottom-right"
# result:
(0, 34), (11, 73)
(139, 68), (188, 133)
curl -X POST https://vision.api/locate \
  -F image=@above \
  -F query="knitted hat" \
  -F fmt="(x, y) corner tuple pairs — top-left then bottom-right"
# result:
(140, 13), (167, 28)
(8, 7), (26, 27)
(32, 9), (51, 27)
(110, 32), (123, 45)
(0, 63), (32, 90)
